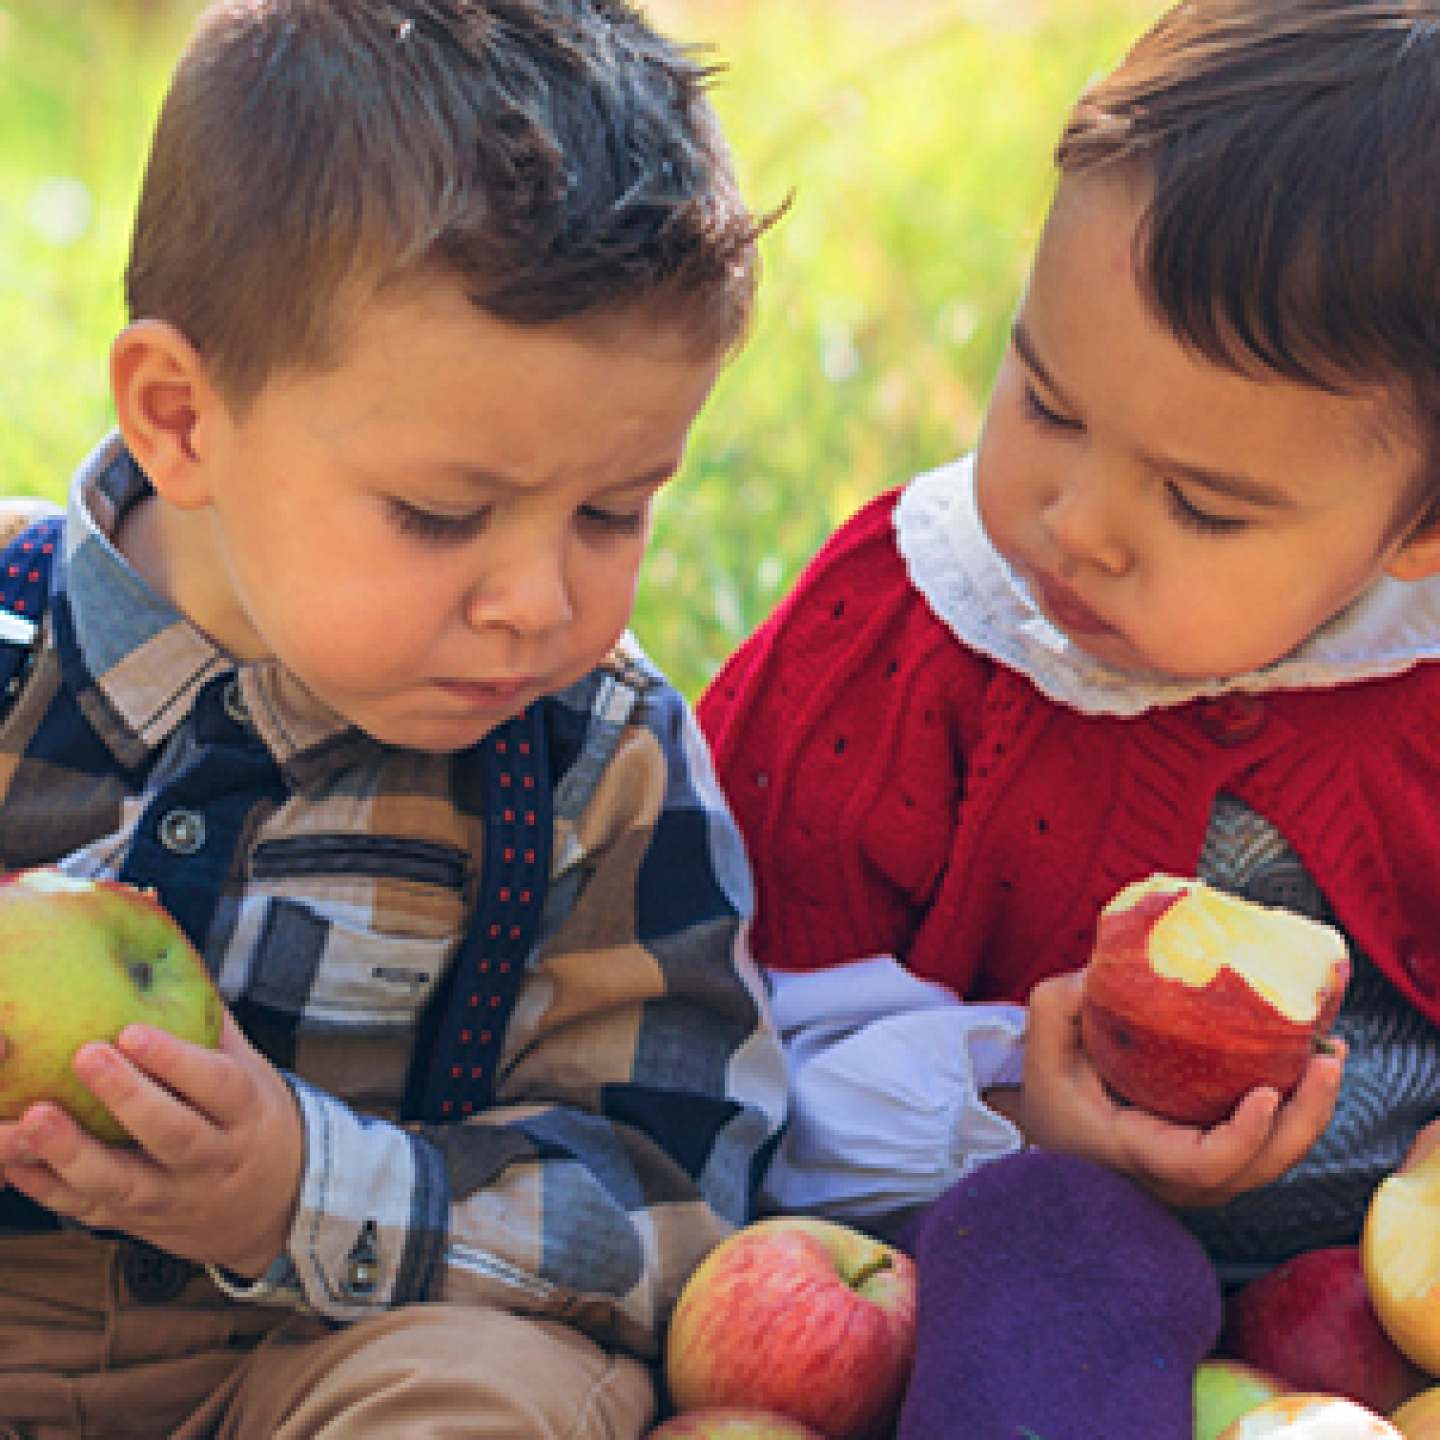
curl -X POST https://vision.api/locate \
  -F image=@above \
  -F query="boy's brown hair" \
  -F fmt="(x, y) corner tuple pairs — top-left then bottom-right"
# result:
(1056, 0), (1440, 480)
(125, 0), (763, 411)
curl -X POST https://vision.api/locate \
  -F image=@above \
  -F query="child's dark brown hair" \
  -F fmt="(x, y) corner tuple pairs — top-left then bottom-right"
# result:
(125, 0), (763, 411)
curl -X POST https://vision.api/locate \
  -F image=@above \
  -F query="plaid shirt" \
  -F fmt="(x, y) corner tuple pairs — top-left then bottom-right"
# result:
(0, 434), (787, 1357)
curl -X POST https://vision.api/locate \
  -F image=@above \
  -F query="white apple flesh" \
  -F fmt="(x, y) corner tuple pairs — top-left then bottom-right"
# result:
(0, 868), (222, 1143)
(1217, 1394), (1402, 1438)
(1081, 875), (1350, 1126)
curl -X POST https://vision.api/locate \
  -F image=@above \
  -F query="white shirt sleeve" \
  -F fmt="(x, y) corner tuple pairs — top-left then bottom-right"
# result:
(761, 958), (1028, 1235)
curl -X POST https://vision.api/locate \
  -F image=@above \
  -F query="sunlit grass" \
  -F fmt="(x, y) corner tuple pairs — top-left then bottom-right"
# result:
(0, 0), (1158, 697)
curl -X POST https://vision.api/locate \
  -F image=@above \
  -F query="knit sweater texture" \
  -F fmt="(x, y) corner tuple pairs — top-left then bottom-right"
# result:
(698, 487), (1440, 1026)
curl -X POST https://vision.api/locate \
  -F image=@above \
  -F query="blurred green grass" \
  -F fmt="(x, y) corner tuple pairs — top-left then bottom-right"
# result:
(0, 0), (1157, 698)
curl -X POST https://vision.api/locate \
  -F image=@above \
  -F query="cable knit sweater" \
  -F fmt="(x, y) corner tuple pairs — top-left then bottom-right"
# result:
(699, 478), (1440, 1029)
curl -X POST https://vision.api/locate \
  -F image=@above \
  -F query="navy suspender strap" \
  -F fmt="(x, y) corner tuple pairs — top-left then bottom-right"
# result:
(0, 515), (63, 700)
(402, 701), (553, 1123)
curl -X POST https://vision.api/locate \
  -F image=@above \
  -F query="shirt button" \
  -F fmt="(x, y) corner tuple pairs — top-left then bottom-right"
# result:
(121, 1240), (195, 1304)
(157, 808), (206, 855)
(1194, 694), (1266, 746)
(1399, 937), (1440, 998)
(222, 679), (251, 728)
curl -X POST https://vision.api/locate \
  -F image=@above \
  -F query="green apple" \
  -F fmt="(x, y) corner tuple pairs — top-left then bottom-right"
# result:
(1196, 1359), (1292, 1440)
(0, 868), (222, 1143)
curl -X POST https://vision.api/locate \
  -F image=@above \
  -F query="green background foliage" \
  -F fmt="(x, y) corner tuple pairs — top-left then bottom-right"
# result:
(0, 0), (1156, 699)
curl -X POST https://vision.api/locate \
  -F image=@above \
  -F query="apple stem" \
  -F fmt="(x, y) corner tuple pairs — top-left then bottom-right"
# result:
(849, 1253), (894, 1290)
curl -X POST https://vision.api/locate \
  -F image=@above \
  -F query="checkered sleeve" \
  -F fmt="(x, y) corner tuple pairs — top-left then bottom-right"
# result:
(279, 676), (789, 1355)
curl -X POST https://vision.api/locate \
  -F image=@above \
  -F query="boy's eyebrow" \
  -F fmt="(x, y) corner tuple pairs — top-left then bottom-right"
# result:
(1011, 318), (1290, 509)
(437, 459), (681, 492)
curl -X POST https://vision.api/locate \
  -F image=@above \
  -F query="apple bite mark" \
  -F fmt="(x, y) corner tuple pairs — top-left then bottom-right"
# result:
(1079, 874), (1350, 1127)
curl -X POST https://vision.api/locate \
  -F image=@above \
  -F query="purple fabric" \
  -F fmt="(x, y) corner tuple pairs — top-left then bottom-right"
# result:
(896, 1151), (1221, 1440)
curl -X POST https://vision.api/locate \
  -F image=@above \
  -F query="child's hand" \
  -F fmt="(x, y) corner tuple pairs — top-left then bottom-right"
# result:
(0, 1010), (303, 1278)
(1012, 971), (1346, 1209)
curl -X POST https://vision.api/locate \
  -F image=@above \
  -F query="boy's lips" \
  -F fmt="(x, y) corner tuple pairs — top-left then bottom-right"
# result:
(436, 677), (535, 707)
(1030, 574), (1113, 637)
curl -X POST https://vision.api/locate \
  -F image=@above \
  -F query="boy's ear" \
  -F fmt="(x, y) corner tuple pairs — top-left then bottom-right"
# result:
(109, 319), (226, 510)
(1387, 507), (1440, 583)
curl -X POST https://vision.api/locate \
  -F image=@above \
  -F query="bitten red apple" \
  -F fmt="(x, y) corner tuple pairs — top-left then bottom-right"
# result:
(1364, 1133), (1440, 1376)
(0, 868), (222, 1143)
(664, 1217), (917, 1440)
(1080, 874), (1349, 1126)
(1218, 1394), (1402, 1438)
(1221, 1247), (1427, 1416)
(644, 1409), (826, 1439)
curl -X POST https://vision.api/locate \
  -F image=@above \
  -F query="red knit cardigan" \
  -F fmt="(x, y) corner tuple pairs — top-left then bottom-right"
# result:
(699, 488), (1440, 1028)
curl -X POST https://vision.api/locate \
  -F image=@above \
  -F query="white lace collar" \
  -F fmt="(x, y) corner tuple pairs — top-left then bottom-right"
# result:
(893, 453), (1440, 718)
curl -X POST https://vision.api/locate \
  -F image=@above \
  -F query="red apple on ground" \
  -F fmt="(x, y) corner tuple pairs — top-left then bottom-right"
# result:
(664, 1216), (917, 1440)
(1364, 1130), (1440, 1376)
(1221, 1247), (1427, 1415)
(645, 1409), (825, 1439)
(1196, 1358), (1294, 1440)
(1218, 1394), (1402, 1437)
(1080, 874), (1350, 1126)
(1391, 1385), (1440, 1438)
(0, 867), (222, 1143)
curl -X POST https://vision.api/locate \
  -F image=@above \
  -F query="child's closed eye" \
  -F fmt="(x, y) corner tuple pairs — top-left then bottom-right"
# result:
(388, 499), (491, 543)
(1164, 481), (1247, 535)
(1021, 382), (1082, 433)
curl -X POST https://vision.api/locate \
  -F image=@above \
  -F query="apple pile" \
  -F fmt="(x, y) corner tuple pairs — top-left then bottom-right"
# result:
(0, 867), (221, 1143)
(1219, 1247), (1426, 1416)
(661, 1216), (917, 1440)
(1080, 874), (1350, 1126)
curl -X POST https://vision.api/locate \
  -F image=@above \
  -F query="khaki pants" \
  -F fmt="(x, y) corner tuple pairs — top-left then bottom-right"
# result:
(0, 1233), (655, 1439)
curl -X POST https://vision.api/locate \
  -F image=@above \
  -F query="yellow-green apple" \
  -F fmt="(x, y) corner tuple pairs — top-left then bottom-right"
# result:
(1218, 1394), (1402, 1438)
(644, 1409), (826, 1439)
(1364, 1134), (1440, 1376)
(1080, 874), (1350, 1126)
(664, 1216), (917, 1440)
(0, 868), (222, 1143)
(1392, 1386), (1440, 1439)
(1196, 1358), (1294, 1440)
(1221, 1247), (1426, 1415)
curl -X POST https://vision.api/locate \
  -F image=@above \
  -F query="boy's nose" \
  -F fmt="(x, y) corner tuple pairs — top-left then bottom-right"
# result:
(465, 552), (573, 636)
(1040, 476), (1130, 577)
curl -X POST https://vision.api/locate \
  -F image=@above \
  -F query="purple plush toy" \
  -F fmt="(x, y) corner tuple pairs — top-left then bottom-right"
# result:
(896, 1150), (1221, 1440)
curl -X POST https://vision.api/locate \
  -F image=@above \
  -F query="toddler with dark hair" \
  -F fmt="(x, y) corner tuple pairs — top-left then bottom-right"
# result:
(701, 2), (1440, 1434)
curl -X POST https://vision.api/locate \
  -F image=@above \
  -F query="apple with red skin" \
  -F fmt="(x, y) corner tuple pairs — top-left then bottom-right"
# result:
(1220, 1247), (1427, 1416)
(1080, 875), (1350, 1127)
(645, 1409), (825, 1439)
(1195, 1358), (1294, 1440)
(664, 1216), (917, 1440)
(1217, 1393), (1402, 1438)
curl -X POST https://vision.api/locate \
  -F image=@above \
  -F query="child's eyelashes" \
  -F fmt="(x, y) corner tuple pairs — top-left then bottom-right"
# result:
(1164, 481), (1247, 535)
(388, 499), (491, 543)
(1021, 382), (1082, 433)
(579, 505), (646, 536)
(386, 498), (647, 543)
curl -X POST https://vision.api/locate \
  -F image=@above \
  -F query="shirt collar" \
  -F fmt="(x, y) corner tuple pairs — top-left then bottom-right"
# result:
(62, 432), (369, 771)
(894, 452), (1440, 718)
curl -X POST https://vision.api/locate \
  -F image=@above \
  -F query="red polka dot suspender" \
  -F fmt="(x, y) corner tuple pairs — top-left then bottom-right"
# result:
(403, 704), (552, 1123)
